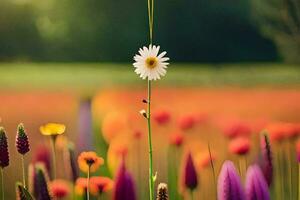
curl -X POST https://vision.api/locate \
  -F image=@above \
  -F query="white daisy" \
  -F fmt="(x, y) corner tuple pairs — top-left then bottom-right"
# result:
(133, 45), (169, 81)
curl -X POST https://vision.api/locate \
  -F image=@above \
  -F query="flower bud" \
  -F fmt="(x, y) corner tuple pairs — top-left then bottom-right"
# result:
(156, 183), (168, 200)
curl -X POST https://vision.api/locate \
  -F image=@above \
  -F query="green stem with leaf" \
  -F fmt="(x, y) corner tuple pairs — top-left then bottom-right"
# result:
(147, 79), (155, 200)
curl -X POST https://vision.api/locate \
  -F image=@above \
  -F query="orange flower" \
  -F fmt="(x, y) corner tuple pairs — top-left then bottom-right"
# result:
(265, 122), (291, 142)
(101, 112), (129, 143)
(196, 152), (216, 169)
(90, 176), (114, 196)
(229, 137), (250, 155)
(78, 151), (104, 173)
(50, 179), (70, 198)
(75, 178), (88, 195)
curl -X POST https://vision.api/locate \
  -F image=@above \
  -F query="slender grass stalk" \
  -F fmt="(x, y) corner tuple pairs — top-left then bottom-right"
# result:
(174, 148), (179, 200)
(278, 147), (284, 200)
(207, 143), (216, 192)
(238, 156), (246, 180)
(147, 79), (155, 200)
(21, 155), (26, 188)
(285, 141), (293, 199)
(275, 149), (282, 200)
(137, 140), (142, 200)
(50, 136), (57, 179)
(72, 184), (75, 200)
(87, 166), (90, 200)
(1, 168), (4, 200)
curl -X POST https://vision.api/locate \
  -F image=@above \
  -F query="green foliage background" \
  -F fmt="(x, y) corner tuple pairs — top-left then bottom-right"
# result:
(0, 0), (279, 62)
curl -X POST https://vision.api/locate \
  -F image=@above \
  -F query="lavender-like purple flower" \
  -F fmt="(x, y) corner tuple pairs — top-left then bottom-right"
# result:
(0, 127), (9, 168)
(183, 152), (198, 191)
(217, 160), (245, 200)
(66, 142), (78, 182)
(16, 123), (30, 155)
(35, 164), (51, 200)
(113, 160), (137, 200)
(259, 133), (273, 187)
(245, 165), (270, 200)
(33, 145), (51, 174)
(77, 97), (93, 153)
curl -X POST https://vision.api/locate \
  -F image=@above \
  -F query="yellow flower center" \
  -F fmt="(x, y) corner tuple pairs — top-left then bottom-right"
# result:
(145, 57), (158, 69)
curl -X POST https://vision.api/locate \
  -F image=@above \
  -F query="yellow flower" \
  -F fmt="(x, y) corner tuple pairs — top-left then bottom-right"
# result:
(78, 151), (104, 173)
(40, 123), (66, 136)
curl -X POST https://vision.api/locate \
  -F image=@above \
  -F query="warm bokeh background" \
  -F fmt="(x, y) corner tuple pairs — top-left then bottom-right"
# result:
(1, 0), (300, 199)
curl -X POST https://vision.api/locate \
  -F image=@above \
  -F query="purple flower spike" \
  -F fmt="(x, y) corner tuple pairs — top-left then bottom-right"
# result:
(16, 123), (30, 155)
(245, 165), (270, 200)
(113, 160), (137, 200)
(35, 164), (51, 200)
(183, 152), (198, 191)
(0, 127), (9, 168)
(217, 160), (245, 200)
(259, 133), (273, 187)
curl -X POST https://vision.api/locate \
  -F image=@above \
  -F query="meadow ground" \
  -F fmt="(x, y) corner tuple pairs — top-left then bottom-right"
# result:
(0, 63), (300, 90)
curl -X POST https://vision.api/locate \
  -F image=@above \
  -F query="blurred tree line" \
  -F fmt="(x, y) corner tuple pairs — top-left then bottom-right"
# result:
(252, 0), (300, 63)
(0, 0), (280, 62)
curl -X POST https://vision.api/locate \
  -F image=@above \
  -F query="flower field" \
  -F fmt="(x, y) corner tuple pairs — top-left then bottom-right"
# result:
(1, 65), (300, 200)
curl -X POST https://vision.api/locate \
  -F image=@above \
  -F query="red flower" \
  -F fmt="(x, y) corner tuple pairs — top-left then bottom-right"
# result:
(50, 179), (70, 198)
(153, 110), (171, 125)
(229, 137), (250, 155)
(177, 114), (196, 130)
(223, 120), (251, 138)
(132, 130), (143, 140)
(90, 176), (114, 196)
(169, 132), (184, 147)
(283, 123), (299, 139)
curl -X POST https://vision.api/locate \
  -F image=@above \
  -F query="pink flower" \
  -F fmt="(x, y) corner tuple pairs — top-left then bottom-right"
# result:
(218, 161), (245, 200)
(245, 165), (270, 200)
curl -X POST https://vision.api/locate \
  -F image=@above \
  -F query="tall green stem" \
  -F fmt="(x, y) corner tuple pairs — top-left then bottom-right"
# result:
(87, 166), (90, 200)
(50, 136), (57, 179)
(1, 168), (4, 200)
(190, 190), (194, 200)
(146, 0), (155, 198)
(147, 79), (154, 200)
(21, 155), (26, 188)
